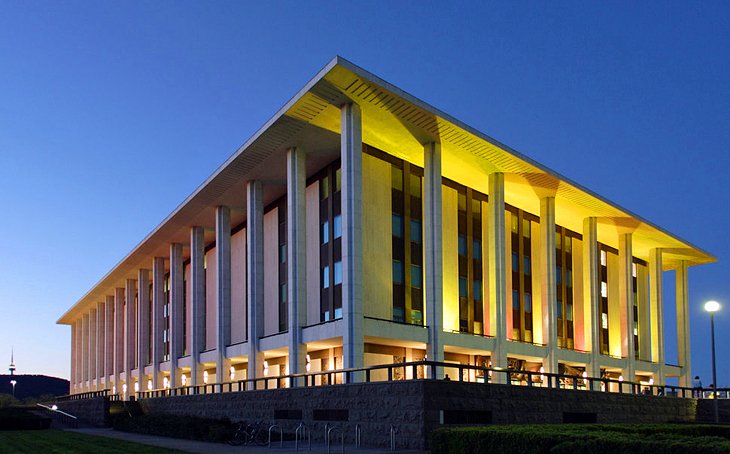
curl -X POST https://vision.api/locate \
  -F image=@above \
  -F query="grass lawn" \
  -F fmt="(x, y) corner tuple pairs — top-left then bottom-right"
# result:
(0, 430), (186, 453)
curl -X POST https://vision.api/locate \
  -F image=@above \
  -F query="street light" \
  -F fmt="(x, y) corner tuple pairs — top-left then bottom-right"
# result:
(9, 380), (16, 398)
(704, 300), (721, 423)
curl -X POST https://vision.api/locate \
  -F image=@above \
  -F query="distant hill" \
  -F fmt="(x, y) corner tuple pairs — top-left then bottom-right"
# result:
(0, 374), (69, 399)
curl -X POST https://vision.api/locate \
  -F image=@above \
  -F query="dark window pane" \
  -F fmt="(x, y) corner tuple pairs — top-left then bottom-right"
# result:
(459, 277), (468, 297)
(473, 240), (481, 260)
(333, 214), (342, 239)
(392, 261), (404, 285)
(334, 261), (342, 285)
(392, 214), (404, 238)
(458, 235), (467, 256)
(410, 220), (421, 243)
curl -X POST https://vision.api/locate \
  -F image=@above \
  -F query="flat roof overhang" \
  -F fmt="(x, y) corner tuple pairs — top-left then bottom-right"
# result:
(58, 56), (715, 325)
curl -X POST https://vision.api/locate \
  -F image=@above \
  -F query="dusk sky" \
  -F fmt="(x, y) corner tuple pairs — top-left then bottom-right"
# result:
(1, 1), (728, 386)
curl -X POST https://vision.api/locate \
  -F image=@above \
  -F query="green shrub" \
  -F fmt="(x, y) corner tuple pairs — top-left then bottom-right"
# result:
(429, 424), (730, 454)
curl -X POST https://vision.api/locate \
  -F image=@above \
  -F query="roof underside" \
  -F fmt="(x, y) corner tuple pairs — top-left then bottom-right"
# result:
(58, 56), (715, 324)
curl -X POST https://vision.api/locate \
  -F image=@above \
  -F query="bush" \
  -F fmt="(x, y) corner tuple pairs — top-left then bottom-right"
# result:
(429, 424), (730, 454)
(113, 413), (235, 443)
(0, 407), (51, 431)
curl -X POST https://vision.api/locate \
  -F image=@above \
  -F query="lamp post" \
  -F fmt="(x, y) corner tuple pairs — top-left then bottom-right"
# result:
(704, 300), (721, 423)
(9, 380), (16, 398)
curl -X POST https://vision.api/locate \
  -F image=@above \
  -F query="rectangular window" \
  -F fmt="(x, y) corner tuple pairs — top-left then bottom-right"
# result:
(321, 220), (329, 244)
(392, 261), (404, 285)
(333, 214), (342, 239)
(411, 265), (422, 289)
(322, 266), (330, 289)
(392, 214), (404, 238)
(333, 261), (342, 285)
(410, 220), (421, 243)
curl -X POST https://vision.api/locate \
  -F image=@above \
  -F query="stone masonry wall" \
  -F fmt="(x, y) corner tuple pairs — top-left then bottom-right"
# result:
(51, 397), (109, 427)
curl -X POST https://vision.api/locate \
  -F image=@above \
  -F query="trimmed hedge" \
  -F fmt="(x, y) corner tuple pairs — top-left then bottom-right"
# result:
(0, 407), (51, 431)
(113, 413), (234, 442)
(429, 424), (730, 454)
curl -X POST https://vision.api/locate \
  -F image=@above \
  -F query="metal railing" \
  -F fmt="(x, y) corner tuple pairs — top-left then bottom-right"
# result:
(62, 360), (728, 402)
(326, 425), (344, 454)
(295, 422), (311, 451)
(55, 389), (108, 401)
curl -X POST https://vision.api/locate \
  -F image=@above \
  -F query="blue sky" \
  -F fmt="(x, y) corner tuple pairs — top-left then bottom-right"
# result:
(0, 1), (728, 385)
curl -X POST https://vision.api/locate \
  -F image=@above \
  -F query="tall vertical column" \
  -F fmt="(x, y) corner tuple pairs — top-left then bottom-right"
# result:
(96, 301), (105, 390)
(138, 269), (150, 386)
(676, 261), (691, 387)
(89, 308), (97, 388)
(540, 197), (558, 374)
(287, 148), (307, 379)
(649, 248), (664, 383)
(247, 180), (265, 388)
(105, 295), (114, 387)
(488, 172), (507, 381)
(70, 322), (77, 392)
(583, 217), (600, 386)
(114, 287), (125, 394)
(124, 279), (137, 399)
(216, 207), (232, 385)
(169, 243), (184, 388)
(82, 313), (89, 389)
(152, 257), (165, 389)
(190, 226), (205, 386)
(341, 102), (364, 374)
(424, 142), (444, 372)
(618, 233), (635, 381)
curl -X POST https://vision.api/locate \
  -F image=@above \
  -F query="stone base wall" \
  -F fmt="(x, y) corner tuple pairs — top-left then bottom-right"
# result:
(52, 397), (109, 427)
(697, 399), (730, 422)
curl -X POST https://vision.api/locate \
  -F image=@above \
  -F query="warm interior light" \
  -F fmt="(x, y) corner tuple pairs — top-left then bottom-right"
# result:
(163, 376), (169, 389)
(619, 375), (624, 382)
(582, 371), (588, 378)
(230, 366), (236, 381)
(649, 378), (654, 385)
(147, 380), (152, 390)
(181, 374), (187, 386)
(705, 300), (721, 313)
(134, 382), (139, 392)
(203, 370), (209, 384)
(263, 361), (269, 376)
(122, 384), (127, 393)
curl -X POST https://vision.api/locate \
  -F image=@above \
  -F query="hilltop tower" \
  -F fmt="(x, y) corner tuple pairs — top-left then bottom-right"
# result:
(9, 348), (16, 375)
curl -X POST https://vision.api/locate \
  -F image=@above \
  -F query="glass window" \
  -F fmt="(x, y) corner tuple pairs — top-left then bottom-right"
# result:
(409, 174), (421, 197)
(566, 303), (573, 321)
(556, 266), (562, 285)
(512, 291), (520, 309)
(391, 166), (403, 191)
(411, 265), (422, 289)
(320, 176), (329, 200)
(459, 277), (468, 297)
(473, 280), (482, 301)
(280, 283), (287, 303)
(392, 214), (404, 238)
(601, 313), (608, 329)
(321, 220), (329, 244)
(523, 256), (531, 275)
(393, 307), (404, 322)
(322, 266), (330, 289)
(601, 281), (608, 298)
(565, 236), (572, 253)
(524, 293), (532, 313)
(410, 220), (421, 243)
(335, 168), (341, 192)
(522, 219), (531, 237)
(473, 240), (481, 260)
(557, 301), (563, 319)
(334, 307), (342, 319)
(333, 214), (342, 239)
(458, 235), (467, 256)
(511, 214), (518, 233)
(392, 261), (404, 284)
(472, 199), (481, 215)
(556, 231), (562, 250)
(600, 250), (607, 266)
(458, 192), (466, 212)
(512, 251), (519, 271)
(279, 243), (287, 263)
(632, 262), (638, 277)
(334, 261), (342, 285)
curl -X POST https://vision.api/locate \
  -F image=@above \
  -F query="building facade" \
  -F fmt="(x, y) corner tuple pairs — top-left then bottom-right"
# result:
(59, 57), (713, 399)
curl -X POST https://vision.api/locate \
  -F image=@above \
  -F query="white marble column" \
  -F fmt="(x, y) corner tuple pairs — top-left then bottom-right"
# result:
(152, 257), (166, 390)
(649, 248), (665, 383)
(124, 278), (137, 399)
(105, 295), (114, 387)
(676, 261), (691, 387)
(618, 233), (635, 381)
(82, 313), (89, 390)
(89, 307), (97, 389)
(71, 322), (77, 392)
(216, 207), (232, 385)
(247, 180), (265, 389)
(138, 269), (151, 386)
(341, 102), (364, 374)
(424, 142), (444, 372)
(583, 217), (600, 387)
(114, 287), (125, 393)
(190, 226), (205, 386)
(169, 243), (184, 388)
(96, 301), (105, 390)
(488, 172), (507, 382)
(540, 196), (558, 374)
(287, 148), (307, 380)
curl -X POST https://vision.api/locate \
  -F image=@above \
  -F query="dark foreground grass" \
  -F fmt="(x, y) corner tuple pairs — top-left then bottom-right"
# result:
(429, 424), (730, 454)
(0, 430), (186, 454)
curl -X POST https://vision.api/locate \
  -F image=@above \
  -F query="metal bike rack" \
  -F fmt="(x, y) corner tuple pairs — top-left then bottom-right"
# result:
(326, 425), (344, 454)
(390, 424), (397, 451)
(295, 422), (311, 451)
(354, 423), (361, 448)
(268, 424), (283, 448)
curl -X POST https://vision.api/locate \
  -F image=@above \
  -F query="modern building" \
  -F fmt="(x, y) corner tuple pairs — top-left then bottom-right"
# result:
(58, 57), (714, 400)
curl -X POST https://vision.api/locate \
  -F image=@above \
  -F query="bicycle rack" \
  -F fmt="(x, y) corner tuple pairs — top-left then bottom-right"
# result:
(354, 423), (361, 448)
(268, 424), (283, 448)
(327, 425), (344, 454)
(390, 425), (397, 451)
(295, 422), (311, 451)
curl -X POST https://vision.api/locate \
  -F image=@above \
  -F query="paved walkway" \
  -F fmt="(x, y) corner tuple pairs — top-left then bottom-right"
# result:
(68, 428), (427, 454)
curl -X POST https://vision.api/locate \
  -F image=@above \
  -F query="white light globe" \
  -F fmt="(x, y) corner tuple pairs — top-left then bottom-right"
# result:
(705, 301), (721, 313)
